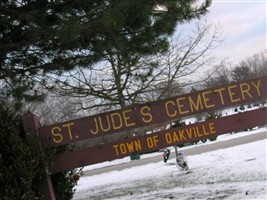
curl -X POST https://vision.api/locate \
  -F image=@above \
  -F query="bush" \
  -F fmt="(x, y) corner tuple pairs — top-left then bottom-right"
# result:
(0, 102), (81, 199)
(205, 112), (222, 120)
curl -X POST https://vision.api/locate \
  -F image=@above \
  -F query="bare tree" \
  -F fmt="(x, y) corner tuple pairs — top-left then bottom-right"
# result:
(25, 95), (85, 125)
(231, 51), (267, 82)
(141, 20), (223, 101)
(202, 61), (232, 88)
(45, 20), (222, 114)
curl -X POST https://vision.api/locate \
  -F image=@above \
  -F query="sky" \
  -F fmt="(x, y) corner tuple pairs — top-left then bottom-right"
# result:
(205, 0), (266, 65)
(73, 128), (267, 200)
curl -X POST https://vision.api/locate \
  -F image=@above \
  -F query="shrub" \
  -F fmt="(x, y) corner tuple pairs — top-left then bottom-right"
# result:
(0, 102), (81, 199)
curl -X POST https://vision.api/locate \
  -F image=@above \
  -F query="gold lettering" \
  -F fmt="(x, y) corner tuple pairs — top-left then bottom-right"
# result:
(165, 133), (172, 144)
(176, 97), (190, 114)
(126, 142), (135, 152)
(125, 140), (142, 152)
(165, 101), (177, 117)
(251, 80), (261, 96)
(201, 124), (208, 136)
(113, 140), (142, 156)
(186, 128), (192, 139)
(228, 85), (241, 103)
(123, 109), (136, 127)
(209, 122), (216, 134)
(172, 131), (180, 142)
(90, 118), (99, 135)
(63, 122), (74, 140)
(146, 137), (154, 148)
(194, 127), (199, 137)
(152, 135), (159, 146)
(188, 94), (203, 112)
(141, 106), (153, 123)
(214, 88), (226, 105)
(134, 140), (142, 151)
(146, 136), (159, 148)
(202, 90), (215, 109)
(98, 116), (111, 132)
(51, 126), (63, 143)
(120, 144), (127, 154)
(111, 113), (123, 130)
(240, 83), (252, 100)
(178, 130), (186, 141)
(113, 145), (119, 156)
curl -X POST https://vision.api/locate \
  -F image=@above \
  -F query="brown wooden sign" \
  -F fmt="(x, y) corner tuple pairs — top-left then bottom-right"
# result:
(50, 107), (267, 173)
(39, 75), (267, 147)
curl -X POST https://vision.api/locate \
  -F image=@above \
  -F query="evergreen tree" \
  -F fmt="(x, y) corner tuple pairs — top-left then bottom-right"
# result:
(1, 0), (212, 101)
(0, 102), (41, 199)
(0, 102), (81, 199)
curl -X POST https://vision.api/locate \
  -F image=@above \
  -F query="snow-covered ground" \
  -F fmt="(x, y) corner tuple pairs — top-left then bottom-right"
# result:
(73, 128), (267, 200)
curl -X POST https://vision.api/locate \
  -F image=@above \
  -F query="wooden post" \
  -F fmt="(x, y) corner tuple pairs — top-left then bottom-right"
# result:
(22, 111), (56, 200)
(174, 146), (178, 157)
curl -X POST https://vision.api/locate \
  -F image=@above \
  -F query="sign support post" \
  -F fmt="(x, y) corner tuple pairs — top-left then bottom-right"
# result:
(22, 111), (56, 200)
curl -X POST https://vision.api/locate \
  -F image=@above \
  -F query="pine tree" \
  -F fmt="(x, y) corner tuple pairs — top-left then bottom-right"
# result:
(1, 0), (212, 101)
(0, 102), (81, 199)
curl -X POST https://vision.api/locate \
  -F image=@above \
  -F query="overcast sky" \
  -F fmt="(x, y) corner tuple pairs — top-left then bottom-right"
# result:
(206, 0), (266, 65)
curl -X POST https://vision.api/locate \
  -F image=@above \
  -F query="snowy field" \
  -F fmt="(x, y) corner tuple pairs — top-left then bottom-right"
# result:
(73, 128), (267, 200)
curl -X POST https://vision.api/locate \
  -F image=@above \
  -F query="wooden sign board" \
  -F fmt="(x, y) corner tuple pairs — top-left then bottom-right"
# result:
(50, 107), (267, 173)
(39, 76), (267, 147)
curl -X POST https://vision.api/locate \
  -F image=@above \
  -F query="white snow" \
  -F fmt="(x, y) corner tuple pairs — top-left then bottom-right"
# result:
(73, 128), (267, 200)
